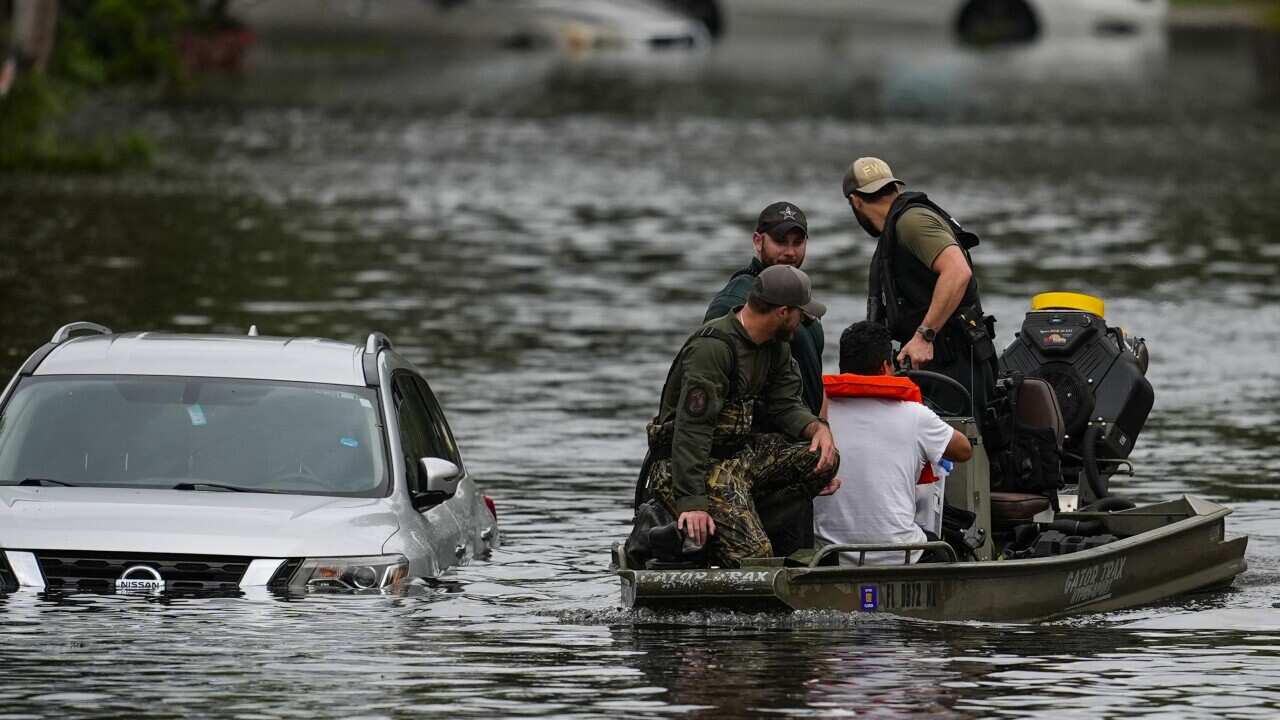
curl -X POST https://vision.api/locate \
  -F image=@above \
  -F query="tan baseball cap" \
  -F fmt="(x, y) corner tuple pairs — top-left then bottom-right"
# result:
(841, 156), (902, 197)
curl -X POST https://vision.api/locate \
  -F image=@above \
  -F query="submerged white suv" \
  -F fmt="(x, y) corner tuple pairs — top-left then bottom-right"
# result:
(0, 322), (498, 595)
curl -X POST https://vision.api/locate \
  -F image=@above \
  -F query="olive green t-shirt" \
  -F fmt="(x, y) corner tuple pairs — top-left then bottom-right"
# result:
(897, 207), (958, 269)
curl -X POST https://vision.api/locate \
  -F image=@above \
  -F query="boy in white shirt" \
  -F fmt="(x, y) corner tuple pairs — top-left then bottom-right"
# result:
(814, 321), (972, 564)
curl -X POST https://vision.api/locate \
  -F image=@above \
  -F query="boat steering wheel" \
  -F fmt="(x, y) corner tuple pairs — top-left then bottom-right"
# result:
(896, 363), (973, 418)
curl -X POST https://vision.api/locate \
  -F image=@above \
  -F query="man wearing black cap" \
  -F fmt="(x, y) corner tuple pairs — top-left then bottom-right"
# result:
(704, 202), (827, 556)
(639, 265), (840, 567)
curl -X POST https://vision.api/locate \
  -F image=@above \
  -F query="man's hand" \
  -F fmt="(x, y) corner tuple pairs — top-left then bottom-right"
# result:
(807, 422), (838, 474)
(897, 334), (934, 369)
(818, 477), (842, 496)
(677, 510), (716, 546)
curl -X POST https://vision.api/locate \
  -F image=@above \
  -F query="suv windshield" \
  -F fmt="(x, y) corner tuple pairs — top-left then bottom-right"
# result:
(0, 376), (388, 497)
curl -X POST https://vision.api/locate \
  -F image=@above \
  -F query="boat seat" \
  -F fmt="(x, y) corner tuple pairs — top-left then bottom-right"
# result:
(1016, 377), (1065, 450)
(990, 492), (1051, 527)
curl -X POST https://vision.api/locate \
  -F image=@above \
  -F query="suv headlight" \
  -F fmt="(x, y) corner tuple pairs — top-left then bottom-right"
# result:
(291, 554), (409, 591)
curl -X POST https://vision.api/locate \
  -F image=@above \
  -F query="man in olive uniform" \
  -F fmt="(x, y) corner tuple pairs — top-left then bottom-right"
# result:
(843, 156), (998, 419)
(705, 201), (826, 556)
(642, 265), (840, 567)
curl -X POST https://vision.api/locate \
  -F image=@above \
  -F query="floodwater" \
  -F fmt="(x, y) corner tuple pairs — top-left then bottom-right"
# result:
(2, 12), (1280, 718)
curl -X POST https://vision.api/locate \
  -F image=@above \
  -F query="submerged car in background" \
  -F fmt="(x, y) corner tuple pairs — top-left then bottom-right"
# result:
(241, 0), (712, 52)
(240, 0), (1163, 49)
(722, 0), (1167, 43)
(0, 323), (498, 595)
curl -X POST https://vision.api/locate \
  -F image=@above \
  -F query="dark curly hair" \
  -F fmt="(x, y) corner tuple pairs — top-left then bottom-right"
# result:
(839, 321), (893, 375)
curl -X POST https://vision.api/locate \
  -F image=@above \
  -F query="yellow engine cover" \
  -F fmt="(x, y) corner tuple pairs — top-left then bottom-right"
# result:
(1030, 292), (1105, 318)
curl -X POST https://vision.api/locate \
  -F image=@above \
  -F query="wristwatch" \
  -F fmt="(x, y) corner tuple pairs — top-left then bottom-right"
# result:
(916, 325), (937, 343)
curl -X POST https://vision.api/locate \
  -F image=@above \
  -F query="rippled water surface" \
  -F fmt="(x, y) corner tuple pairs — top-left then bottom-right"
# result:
(2, 15), (1280, 718)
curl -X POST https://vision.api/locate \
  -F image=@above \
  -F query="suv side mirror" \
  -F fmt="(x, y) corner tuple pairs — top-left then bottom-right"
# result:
(417, 457), (461, 502)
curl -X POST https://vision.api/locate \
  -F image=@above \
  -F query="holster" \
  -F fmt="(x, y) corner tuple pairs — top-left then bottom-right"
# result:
(949, 304), (996, 364)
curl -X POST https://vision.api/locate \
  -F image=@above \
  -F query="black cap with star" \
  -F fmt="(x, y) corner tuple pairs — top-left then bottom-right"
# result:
(755, 201), (808, 241)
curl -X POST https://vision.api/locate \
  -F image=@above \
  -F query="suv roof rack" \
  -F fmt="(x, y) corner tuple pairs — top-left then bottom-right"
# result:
(365, 332), (392, 355)
(51, 322), (113, 344)
(16, 322), (115, 379)
(362, 332), (392, 387)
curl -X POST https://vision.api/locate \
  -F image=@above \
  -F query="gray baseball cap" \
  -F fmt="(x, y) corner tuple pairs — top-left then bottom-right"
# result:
(749, 265), (827, 320)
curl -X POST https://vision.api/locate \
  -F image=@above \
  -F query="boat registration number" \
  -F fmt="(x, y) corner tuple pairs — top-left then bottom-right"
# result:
(865, 582), (939, 611)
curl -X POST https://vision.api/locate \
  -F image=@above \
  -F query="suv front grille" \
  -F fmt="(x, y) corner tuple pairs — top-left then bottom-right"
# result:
(0, 554), (16, 593)
(35, 551), (250, 593)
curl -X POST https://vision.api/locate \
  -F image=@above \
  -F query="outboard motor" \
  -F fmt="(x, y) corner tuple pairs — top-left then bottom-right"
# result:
(999, 292), (1153, 501)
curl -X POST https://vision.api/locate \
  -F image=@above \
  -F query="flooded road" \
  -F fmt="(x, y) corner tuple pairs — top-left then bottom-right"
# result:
(2, 15), (1280, 717)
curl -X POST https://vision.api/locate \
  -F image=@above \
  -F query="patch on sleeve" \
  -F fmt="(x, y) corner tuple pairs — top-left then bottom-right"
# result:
(684, 388), (709, 417)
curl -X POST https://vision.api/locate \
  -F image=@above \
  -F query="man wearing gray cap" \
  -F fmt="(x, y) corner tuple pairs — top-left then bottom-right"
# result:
(842, 156), (998, 419)
(705, 201), (827, 557)
(638, 265), (840, 567)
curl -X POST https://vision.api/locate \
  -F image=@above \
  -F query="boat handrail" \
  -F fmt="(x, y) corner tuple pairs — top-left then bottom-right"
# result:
(809, 541), (958, 568)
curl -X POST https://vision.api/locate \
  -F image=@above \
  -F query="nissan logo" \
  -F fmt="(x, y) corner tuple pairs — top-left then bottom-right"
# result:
(115, 564), (165, 594)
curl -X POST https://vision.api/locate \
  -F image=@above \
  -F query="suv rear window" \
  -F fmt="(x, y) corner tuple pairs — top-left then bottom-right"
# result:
(0, 376), (388, 497)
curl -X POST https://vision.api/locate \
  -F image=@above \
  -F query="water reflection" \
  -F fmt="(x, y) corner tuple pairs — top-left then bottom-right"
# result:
(610, 621), (1280, 717)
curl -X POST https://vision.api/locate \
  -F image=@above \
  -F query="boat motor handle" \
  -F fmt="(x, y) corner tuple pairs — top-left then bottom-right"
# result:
(808, 541), (958, 567)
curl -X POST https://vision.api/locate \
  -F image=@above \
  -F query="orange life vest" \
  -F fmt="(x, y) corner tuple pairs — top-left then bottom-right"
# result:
(821, 373), (939, 485)
(822, 373), (923, 403)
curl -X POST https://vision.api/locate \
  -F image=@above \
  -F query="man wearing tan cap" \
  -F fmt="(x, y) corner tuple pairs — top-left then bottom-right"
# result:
(633, 265), (840, 567)
(841, 157), (998, 419)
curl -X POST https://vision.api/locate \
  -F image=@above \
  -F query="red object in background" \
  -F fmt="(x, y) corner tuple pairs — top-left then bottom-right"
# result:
(177, 29), (256, 74)
(483, 495), (498, 520)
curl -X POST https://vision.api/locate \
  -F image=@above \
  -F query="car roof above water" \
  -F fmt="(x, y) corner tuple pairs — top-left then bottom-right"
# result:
(33, 333), (370, 387)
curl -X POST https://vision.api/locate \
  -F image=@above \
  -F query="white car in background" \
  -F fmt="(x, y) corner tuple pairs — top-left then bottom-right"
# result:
(0, 323), (498, 595)
(240, 0), (1165, 48)
(722, 0), (1168, 42)
(242, 0), (712, 52)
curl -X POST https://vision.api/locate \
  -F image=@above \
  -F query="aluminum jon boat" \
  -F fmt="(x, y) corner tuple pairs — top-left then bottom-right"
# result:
(615, 495), (1246, 622)
(614, 293), (1248, 621)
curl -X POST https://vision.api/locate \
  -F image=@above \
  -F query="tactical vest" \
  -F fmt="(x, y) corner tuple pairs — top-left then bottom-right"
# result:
(867, 192), (983, 346)
(645, 326), (755, 462)
(634, 326), (762, 509)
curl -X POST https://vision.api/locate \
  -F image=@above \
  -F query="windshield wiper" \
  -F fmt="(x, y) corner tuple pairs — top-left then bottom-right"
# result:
(172, 482), (274, 493)
(17, 478), (78, 487)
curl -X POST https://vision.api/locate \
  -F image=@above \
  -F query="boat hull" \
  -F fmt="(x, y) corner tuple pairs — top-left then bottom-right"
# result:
(618, 496), (1247, 622)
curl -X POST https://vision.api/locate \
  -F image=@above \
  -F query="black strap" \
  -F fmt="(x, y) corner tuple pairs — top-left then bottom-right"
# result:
(654, 326), (739, 407)
(634, 326), (740, 509)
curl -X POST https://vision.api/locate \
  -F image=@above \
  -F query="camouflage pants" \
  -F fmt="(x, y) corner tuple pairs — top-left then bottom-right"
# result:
(648, 433), (838, 567)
